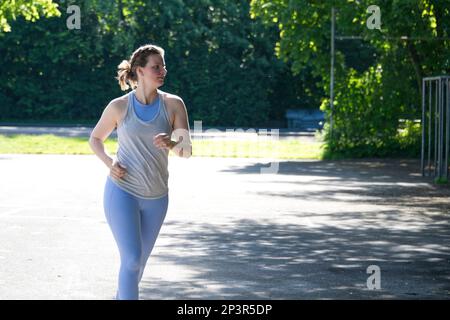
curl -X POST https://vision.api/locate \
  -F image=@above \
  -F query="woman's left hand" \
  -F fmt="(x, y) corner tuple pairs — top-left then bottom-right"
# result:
(153, 133), (174, 150)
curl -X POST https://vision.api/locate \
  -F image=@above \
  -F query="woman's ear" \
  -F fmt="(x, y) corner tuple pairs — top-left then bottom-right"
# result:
(136, 66), (144, 77)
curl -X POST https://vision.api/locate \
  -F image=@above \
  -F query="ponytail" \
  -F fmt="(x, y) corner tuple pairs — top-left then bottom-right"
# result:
(116, 60), (135, 91)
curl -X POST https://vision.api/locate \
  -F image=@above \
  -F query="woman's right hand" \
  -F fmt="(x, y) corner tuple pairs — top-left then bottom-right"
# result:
(110, 158), (127, 180)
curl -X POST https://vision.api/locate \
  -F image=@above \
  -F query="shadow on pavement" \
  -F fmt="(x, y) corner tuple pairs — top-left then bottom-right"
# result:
(221, 159), (450, 214)
(2, 155), (448, 299)
(138, 159), (450, 299)
(140, 216), (450, 299)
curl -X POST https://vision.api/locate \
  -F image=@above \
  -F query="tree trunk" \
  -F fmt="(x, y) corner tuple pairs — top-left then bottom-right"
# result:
(406, 41), (422, 95)
(117, 0), (126, 25)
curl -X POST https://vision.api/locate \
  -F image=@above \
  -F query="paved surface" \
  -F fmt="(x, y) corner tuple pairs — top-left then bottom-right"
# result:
(0, 155), (449, 300)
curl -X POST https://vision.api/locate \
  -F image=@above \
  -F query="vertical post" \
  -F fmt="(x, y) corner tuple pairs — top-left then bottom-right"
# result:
(421, 78), (426, 176)
(438, 78), (443, 179)
(444, 78), (450, 179)
(330, 7), (335, 139)
(428, 80), (432, 176)
(434, 80), (438, 177)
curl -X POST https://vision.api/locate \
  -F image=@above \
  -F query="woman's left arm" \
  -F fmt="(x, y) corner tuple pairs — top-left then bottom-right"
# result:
(153, 97), (192, 158)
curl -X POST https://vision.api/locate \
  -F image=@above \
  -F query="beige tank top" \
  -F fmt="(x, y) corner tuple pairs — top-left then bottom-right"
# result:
(110, 89), (173, 199)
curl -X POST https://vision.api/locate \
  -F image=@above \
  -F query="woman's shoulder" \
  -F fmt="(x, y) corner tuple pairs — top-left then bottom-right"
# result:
(108, 92), (130, 112)
(103, 93), (131, 125)
(158, 90), (183, 104)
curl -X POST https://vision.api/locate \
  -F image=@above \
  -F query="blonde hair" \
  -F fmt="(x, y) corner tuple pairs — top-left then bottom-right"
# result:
(116, 44), (165, 91)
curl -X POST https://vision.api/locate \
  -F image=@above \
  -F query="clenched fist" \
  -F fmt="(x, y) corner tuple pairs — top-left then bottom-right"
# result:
(110, 158), (128, 180)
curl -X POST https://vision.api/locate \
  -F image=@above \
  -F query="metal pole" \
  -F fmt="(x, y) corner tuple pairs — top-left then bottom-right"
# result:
(438, 78), (443, 179)
(428, 80), (432, 176)
(421, 78), (426, 176)
(434, 80), (438, 177)
(446, 78), (449, 178)
(330, 7), (335, 139)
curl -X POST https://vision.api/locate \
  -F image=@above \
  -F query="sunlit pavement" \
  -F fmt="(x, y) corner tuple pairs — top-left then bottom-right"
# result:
(0, 154), (449, 299)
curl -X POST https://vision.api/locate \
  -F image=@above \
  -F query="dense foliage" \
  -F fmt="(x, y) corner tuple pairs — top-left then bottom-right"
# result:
(0, 0), (315, 128)
(2, 0), (448, 158)
(250, 0), (450, 157)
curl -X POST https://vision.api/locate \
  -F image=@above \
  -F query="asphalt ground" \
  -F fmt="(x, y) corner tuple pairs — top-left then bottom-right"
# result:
(0, 154), (449, 299)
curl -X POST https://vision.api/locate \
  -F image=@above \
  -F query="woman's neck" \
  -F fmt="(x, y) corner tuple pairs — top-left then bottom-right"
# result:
(135, 85), (158, 105)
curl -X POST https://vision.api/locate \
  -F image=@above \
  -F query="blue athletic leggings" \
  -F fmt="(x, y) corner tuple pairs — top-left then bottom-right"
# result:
(103, 176), (168, 300)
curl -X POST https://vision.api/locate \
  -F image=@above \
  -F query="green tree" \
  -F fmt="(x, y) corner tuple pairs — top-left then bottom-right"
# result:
(0, 0), (308, 128)
(251, 0), (450, 157)
(0, 0), (60, 32)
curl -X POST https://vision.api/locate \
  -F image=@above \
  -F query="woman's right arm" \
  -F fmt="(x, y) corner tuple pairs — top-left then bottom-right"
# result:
(88, 101), (119, 170)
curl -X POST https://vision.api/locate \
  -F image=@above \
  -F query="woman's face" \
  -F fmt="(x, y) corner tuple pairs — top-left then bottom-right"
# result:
(138, 54), (167, 87)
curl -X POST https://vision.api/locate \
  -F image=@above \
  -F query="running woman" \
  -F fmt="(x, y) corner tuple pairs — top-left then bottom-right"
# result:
(89, 44), (192, 300)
